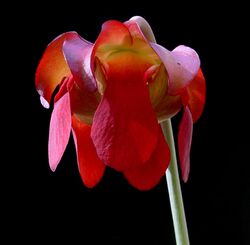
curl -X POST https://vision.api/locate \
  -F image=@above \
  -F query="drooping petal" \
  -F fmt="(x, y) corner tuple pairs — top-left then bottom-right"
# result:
(182, 69), (206, 123)
(123, 126), (170, 190)
(125, 16), (156, 42)
(91, 82), (159, 172)
(35, 32), (78, 107)
(72, 115), (105, 188)
(48, 92), (71, 171)
(178, 106), (193, 182)
(91, 55), (159, 172)
(151, 43), (200, 95)
(90, 21), (161, 171)
(63, 34), (97, 92)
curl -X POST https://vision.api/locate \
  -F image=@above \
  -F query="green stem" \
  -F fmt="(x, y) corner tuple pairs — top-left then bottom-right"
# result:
(161, 119), (190, 245)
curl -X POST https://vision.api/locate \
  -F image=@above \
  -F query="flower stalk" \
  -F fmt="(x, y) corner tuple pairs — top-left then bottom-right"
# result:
(161, 119), (189, 245)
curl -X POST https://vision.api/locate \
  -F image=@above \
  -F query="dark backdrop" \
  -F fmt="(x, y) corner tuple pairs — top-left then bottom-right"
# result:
(7, 2), (249, 244)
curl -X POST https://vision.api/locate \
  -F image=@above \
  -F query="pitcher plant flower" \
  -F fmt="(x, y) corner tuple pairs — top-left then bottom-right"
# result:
(35, 16), (205, 190)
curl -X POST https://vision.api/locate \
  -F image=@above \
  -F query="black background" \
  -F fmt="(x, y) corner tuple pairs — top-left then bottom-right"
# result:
(6, 2), (249, 244)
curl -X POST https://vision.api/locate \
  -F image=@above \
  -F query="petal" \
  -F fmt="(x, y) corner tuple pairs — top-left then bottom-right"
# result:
(182, 69), (206, 123)
(90, 21), (161, 172)
(35, 32), (77, 107)
(48, 92), (71, 171)
(177, 106), (193, 182)
(90, 57), (159, 171)
(151, 43), (200, 95)
(125, 16), (156, 42)
(123, 126), (170, 190)
(72, 116), (105, 188)
(63, 34), (97, 92)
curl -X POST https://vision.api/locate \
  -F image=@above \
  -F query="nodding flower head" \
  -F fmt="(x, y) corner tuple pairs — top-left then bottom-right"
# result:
(35, 16), (205, 190)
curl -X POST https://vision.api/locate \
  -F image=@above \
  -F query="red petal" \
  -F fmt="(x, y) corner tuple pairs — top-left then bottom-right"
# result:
(63, 34), (97, 92)
(48, 92), (71, 171)
(151, 43), (200, 95)
(178, 107), (193, 182)
(72, 116), (105, 188)
(90, 20), (160, 172)
(182, 69), (206, 123)
(123, 126), (170, 190)
(35, 32), (78, 107)
(90, 56), (159, 171)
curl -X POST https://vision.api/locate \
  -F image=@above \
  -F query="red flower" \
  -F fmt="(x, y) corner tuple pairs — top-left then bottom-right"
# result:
(35, 16), (205, 190)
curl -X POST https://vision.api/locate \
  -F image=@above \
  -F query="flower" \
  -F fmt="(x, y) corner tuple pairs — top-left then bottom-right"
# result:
(35, 16), (205, 190)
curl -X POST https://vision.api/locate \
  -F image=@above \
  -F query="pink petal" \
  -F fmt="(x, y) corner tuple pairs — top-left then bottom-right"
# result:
(35, 32), (77, 107)
(72, 116), (106, 188)
(123, 126), (170, 190)
(48, 92), (71, 171)
(63, 35), (97, 92)
(150, 43), (200, 95)
(177, 106), (193, 182)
